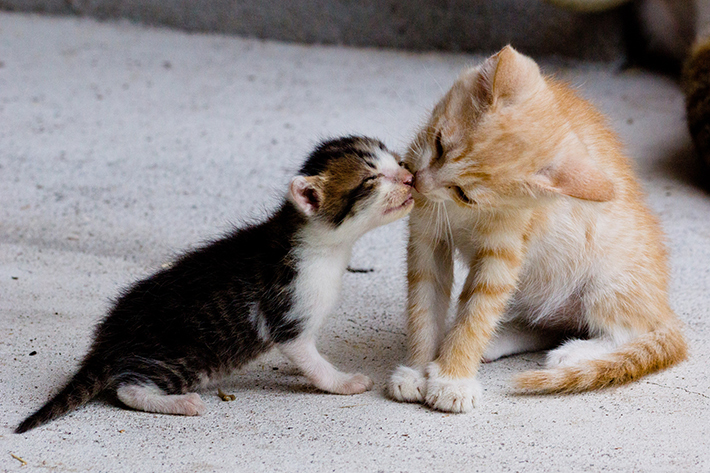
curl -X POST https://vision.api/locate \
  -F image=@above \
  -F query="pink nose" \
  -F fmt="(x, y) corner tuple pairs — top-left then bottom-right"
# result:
(412, 170), (433, 194)
(385, 168), (414, 186)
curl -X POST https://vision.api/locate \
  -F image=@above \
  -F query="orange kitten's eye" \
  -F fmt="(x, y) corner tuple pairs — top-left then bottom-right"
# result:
(434, 131), (445, 160)
(451, 185), (474, 205)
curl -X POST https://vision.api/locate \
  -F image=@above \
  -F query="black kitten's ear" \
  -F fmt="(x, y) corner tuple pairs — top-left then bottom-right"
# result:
(289, 176), (324, 216)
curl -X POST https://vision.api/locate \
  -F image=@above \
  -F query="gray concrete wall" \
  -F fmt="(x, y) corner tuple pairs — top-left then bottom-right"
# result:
(0, 0), (626, 60)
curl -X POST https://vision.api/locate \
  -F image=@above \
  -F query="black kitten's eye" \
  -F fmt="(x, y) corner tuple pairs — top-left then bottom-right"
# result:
(399, 161), (414, 173)
(451, 185), (473, 205)
(362, 174), (381, 185)
(434, 131), (445, 159)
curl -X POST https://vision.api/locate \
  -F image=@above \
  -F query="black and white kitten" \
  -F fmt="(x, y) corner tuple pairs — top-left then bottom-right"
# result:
(16, 136), (414, 433)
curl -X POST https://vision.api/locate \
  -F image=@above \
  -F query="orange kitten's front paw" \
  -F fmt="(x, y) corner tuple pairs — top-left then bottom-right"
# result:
(425, 362), (481, 413)
(388, 365), (427, 403)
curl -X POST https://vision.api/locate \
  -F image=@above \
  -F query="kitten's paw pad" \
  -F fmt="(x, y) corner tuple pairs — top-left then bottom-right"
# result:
(424, 363), (481, 413)
(335, 373), (373, 395)
(177, 393), (206, 416)
(388, 365), (426, 403)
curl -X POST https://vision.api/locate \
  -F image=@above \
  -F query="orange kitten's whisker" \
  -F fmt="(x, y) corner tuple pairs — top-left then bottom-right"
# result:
(441, 203), (455, 249)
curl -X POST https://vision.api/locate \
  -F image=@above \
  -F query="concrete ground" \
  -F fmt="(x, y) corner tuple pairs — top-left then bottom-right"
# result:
(1, 12), (709, 473)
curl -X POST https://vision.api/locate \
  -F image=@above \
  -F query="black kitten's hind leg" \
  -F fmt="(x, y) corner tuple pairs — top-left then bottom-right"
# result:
(112, 358), (206, 416)
(115, 382), (206, 415)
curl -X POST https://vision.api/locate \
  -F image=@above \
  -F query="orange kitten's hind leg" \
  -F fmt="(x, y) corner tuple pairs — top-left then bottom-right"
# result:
(544, 337), (622, 368)
(482, 324), (556, 363)
(116, 383), (206, 416)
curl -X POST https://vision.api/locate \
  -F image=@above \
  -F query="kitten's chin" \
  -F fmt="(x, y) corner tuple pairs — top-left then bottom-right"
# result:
(385, 195), (415, 214)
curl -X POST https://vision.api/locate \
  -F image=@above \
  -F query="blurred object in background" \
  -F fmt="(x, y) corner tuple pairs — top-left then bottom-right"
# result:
(548, 0), (708, 180)
(0, 0), (627, 60)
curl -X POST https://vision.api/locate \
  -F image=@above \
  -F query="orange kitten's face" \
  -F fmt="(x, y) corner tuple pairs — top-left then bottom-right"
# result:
(406, 46), (614, 208)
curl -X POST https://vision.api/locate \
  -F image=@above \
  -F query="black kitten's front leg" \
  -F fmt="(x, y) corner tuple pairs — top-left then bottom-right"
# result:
(278, 336), (373, 395)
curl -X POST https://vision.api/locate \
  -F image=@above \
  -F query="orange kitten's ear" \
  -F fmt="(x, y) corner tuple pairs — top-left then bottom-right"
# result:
(530, 134), (615, 202)
(479, 45), (542, 105)
(289, 176), (324, 216)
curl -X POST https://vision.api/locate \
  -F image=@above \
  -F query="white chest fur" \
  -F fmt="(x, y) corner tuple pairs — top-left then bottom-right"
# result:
(288, 243), (352, 338)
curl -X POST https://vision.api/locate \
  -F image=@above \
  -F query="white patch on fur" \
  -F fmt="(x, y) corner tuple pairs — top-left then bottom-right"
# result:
(388, 365), (427, 403)
(547, 326), (638, 368)
(546, 339), (615, 368)
(116, 383), (206, 416)
(247, 301), (271, 342)
(196, 372), (211, 389)
(482, 327), (553, 362)
(288, 240), (351, 338)
(374, 148), (403, 175)
(279, 337), (373, 394)
(425, 362), (481, 413)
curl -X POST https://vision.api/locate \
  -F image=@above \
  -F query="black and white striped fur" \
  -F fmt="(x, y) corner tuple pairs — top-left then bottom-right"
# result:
(15, 136), (413, 433)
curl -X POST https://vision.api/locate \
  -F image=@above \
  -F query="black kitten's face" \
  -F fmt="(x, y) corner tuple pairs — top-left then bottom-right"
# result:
(290, 136), (414, 231)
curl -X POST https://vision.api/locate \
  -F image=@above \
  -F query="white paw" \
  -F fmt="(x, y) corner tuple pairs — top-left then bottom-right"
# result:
(388, 365), (427, 403)
(546, 339), (613, 368)
(424, 362), (481, 413)
(334, 373), (373, 395)
(178, 393), (206, 416)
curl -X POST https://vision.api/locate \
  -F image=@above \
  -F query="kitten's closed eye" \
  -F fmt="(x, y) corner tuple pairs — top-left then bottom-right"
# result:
(400, 161), (415, 174)
(434, 131), (445, 161)
(450, 185), (474, 205)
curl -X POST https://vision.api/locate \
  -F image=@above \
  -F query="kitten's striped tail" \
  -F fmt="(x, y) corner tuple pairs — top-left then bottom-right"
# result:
(514, 325), (688, 394)
(15, 360), (110, 433)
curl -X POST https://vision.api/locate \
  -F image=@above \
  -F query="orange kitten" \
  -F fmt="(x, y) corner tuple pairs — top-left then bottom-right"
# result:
(388, 46), (688, 413)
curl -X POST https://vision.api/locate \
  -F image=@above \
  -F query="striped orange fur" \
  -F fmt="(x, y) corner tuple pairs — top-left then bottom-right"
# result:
(388, 46), (688, 412)
(515, 325), (688, 393)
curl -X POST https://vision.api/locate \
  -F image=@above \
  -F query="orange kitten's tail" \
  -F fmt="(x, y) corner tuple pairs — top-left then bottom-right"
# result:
(514, 325), (688, 394)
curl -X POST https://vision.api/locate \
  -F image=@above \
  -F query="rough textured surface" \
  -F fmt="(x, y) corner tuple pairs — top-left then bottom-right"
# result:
(1, 13), (709, 472)
(0, 0), (626, 60)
